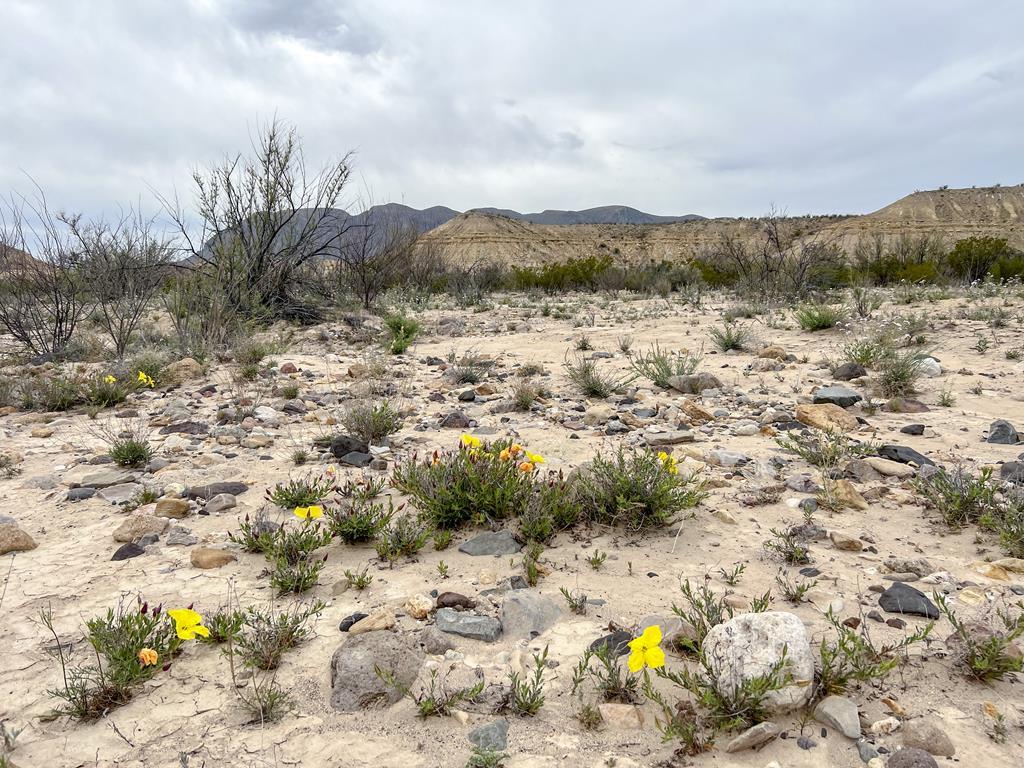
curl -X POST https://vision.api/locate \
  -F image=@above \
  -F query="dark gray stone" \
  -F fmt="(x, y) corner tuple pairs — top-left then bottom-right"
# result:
(900, 424), (925, 436)
(878, 582), (939, 619)
(330, 434), (369, 458)
(877, 444), (934, 467)
(435, 607), (502, 642)
(468, 719), (509, 751)
(589, 630), (632, 657)
(458, 530), (522, 556)
(330, 632), (424, 710)
(458, 389), (476, 402)
(887, 747), (938, 768)
(813, 385), (862, 407)
(832, 362), (867, 381)
(436, 592), (476, 609)
(667, 373), (723, 394)
(340, 451), (373, 468)
(338, 612), (369, 632)
(1000, 461), (1024, 484)
(186, 481), (249, 500)
(440, 410), (472, 429)
(158, 421), (209, 435)
(112, 542), (144, 560)
(67, 487), (96, 501)
(987, 419), (1020, 445)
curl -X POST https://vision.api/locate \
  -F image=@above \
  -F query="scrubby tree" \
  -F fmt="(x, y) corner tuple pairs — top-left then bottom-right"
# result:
(161, 119), (353, 323)
(336, 205), (420, 310)
(947, 236), (1010, 283)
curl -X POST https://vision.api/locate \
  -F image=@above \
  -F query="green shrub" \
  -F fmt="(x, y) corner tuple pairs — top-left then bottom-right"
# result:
(512, 255), (613, 293)
(109, 436), (153, 468)
(564, 354), (632, 398)
(384, 314), (420, 354)
(708, 323), (751, 352)
(326, 494), (395, 544)
(628, 342), (702, 388)
(876, 347), (928, 397)
(914, 466), (999, 528)
(341, 399), (404, 444)
(267, 474), (335, 509)
(936, 594), (1023, 681)
(375, 515), (430, 565)
(234, 600), (324, 671)
(794, 302), (846, 331)
(85, 374), (130, 408)
(129, 350), (168, 387)
(575, 447), (707, 531)
(947, 237), (1011, 283)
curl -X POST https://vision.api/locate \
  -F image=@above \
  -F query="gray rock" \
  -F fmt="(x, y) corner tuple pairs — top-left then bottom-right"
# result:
(901, 717), (955, 757)
(667, 373), (723, 394)
(99, 483), (143, 505)
(435, 607), (502, 642)
(703, 611), (814, 713)
(330, 631), (424, 711)
(878, 583), (939, 619)
(832, 362), (867, 381)
(165, 526), (198, 546)
(987, 419), (1020, 445)
(900, 424), (925, 436)
(440, 410), (472, 429)
(644, 430), (694, 446)
(67, 487), (96, 501)
(158, 421), (208, 435)
(340, 451), (373, 467)
(281, 398), (307, 414)
(877, 444), (934, 467)
(724, 721), (780, 753)
(887, 747), (939, 768)
(80, 469), (137, 489)
(187, 481), (249, 499)
(468, 719), (509, 751)
(589, 630), (632, 657)
(204, 493), (237, 514)
(1001, 461), (1024, 484)
(813, 695), (861, 738)
(330, 434), (369, 458)
(706, 448), (750, 467)
(111, 542), (145, 560)
(500, 591), (562, 639)
(786, 473), (821, 493)
(856, 739), (879, 762)
(458, 389), (476, 402)
(458, 530), (522, 556)
(417, 626), (456, 655)
(813, 385), (862, 407)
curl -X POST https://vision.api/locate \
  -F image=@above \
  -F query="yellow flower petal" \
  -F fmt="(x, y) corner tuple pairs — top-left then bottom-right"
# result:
(640, 624), (662, 647)
(645, 646), (666, 669)
(627, 650), (645, 673)
(191, 624), (210, 638)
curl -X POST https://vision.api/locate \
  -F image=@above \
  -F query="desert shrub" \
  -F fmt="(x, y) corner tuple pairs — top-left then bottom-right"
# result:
(376, 665), (485, 718)
(708, 322), (751, 352)
(507, 645), (549, 716)
(775, 429), (874, 468)
(84, 374), (130, 408)
(994, 492), (1024, 558)
(511, 380), (543, 411)
(628, 342), (702, 388)
(794, 302), (846, 331)
(947, 237), (1011, 283)
(326, 494), (396, 544)
(762, 526), (812, 565)
(392, 437), (537, 530)
(564, 354), (633, 398)
(109, 435), (153, 468)
(876, 347), (929, 397)
(671, 578), (735, 653)
(384, 313), (420, 354)
(936, 595), (1024, 681)
(229, 511), (279, 554)
(575, 447), (707, 531)
(40, 598), (181, 719)
(512, 255), (613, 293)
(32, 373), (85, 411)
(448, 348), (489, 384)
(571, 644), (642, 704)
(913, 466), (998, 528)
(198, 607), (245, 645)
(267, 473), (334, 509)
(234, 600), (325, 671)
(840, 335), (892, 368)
(374, 515), (430, 565)
(129, 350), (168, 387)
(342, 399), (403, 444)
(517, 471), (583, 543)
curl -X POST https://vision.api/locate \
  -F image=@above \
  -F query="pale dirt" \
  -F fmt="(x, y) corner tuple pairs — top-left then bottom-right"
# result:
(1, 290), (1023, 768)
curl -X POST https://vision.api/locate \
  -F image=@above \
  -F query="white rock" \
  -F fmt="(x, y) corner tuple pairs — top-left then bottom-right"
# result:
(703, 611), (814, 713)
(920, 357), (941, 377)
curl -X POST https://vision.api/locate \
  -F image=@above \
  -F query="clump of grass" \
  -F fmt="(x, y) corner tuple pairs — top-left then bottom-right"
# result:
(448, 348), (489, 384)
(516, 362), (546, 377)
(507, 645), (548, 716)
(341, 399), (404, 444)
(466, 746), (507, 768)
(575, 447), (707, 531)
(762, 526), (812, 565)
(913, 466), (998, 528)
(385, 314), (420, 354)
(234, 600), (325, 671)
(564, 354), (632, 398)
(267, 473), (334, 509)
(574, 334), (593, 351)
(775, 429), (874, 468)
(344, 565), (373, 590)
(876, 347), (929, 398)
(375, 515), (430, 566)
(90, 418), (154, 468)
(326, 494), (396, 544)
(84, 374), (130, 408)
(560, 587), (588, 615)
(376, 665), (484, 718)
(628, 342), (702, 388)
(511, 380), (543, 411)
(40, 598), (181, 719)
(708, 322), (751, 352)
(936, 595), (1024, 681)
(794, 302), (846, 331)
(571, 644), (641, 704)
(229, 511), (279, 554)
(233, 339), (273, 368)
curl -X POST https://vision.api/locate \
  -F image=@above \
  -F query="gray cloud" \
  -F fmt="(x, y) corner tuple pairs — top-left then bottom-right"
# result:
(1, 0), (1022, 221)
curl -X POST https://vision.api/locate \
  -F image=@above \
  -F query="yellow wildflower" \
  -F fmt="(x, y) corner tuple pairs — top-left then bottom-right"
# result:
(509, 443), (523, 456)
(499, 448), (511, 461)
(658, 451), (679, 475)
(525, 451), (545, 465)
(137, 647), (159, 666)
(627, 625), (665, 672)
(294, 505), (323, 519)
(460, 433), (481, 449)
(518, 461), (534, 473)
(103, 374), (117, 384)
(137, 371), (155, 388)
(167, 608), (210, 640)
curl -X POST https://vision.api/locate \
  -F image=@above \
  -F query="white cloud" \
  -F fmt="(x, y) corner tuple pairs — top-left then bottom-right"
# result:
(1, 0), (1022, 220)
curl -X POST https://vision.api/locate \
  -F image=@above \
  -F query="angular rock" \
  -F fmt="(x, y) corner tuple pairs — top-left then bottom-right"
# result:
(155, 498), (191, 519)
(436, 592), (476, 610)
(339, 612), (369, 632)
(458, 530), (522, 556)
(877, 445), (934, 467)
(417, 625), (456, 654)
(190, 547), (237, 569)
(80, 469), (136, 489)
(330, 631), (424, 711)
(987, 419), (1020, 445)
(679, 398), (715, 424)
(814, 695), (861, 738)
(832, 362), (867, 381)
(468, 719), (509, 751)
(500, 591), (561, 639)
(725, 721), (780, 753)
(204, 493), (237, 514)
(158, 421), (208, 436)
(112, 542), (145, 560)
(165, 526), (198, 546)
(589, 630), (633, 657)
(900, 424), (925, 436)
(597, 703), (644, 729)
(0, 523), (37, 555)
(340, 451), (373, 468)
(878, 583), (939, 619)
(1000, 461), (1024, 485)
(644, 430), (694, 446)
(796, 403), (859, 432)
(67, 487), (96, 501)
(440, 410), (472, 429)
(348, 610), (396, 635)
(830, 531), (863, 552)
(435, 607), (502, 642)
(833, 479), (869, 510)
(187, 481), (249, 500)
(404, 594), (434, 620)
(813, 385), (862, 408)
(887, 748), (939, 768)
(330, 434), (369, 458)
(113, 514), (168, 543)
(667, 373), (723, 395)
(99, 483), (143, 505)
(162, 357), (203, 385)
(703, 611), (814, 713)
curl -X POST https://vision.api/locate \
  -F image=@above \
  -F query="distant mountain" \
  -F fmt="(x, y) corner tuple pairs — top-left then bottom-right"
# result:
(469, 205), (704, 225)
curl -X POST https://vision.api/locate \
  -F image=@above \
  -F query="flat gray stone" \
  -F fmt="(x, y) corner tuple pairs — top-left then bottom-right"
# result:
(80, 469), (137, 489)
(725, 721), (780, 753)
(500, 591), (562, 639)
(330, 631), (424, 711)
(469, 719), (509, 751)
(99, 483), (143, 505)
(458, 530), (522, 556)
(813, 385), (862, 408)
(813, 695), (860, 738)
(435, 607), (502, 642)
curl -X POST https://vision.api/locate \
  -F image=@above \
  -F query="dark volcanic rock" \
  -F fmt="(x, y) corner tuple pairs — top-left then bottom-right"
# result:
(112, 542), (145, 561)
(987, 419), (1020, 445)
(878, 583), (939, 619)
(832, 362), (867, 381)
(339, 612), (370, 632)
(330, 434), (369, 459)
(436, 592), (476, 610)
(159, 421), (209, 436)
(440, 410), (472, 429)
(878, 444), (934, 467)
(340, 451), (373, 468)
(589, 630), (633, 657)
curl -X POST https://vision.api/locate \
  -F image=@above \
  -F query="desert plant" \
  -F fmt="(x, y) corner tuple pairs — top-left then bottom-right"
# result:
(341, 399), (403, 444)
(936, 594), (1024, 681)
(559, 587), (588, 615)
(507, 645), (549, 716)
(794, 302), (846, 331)
(326, 494), (396, 544)
(267, 473), (334, 509)
(914, 466), (998, 528)
(374, 515), (430, 565)
(229, 511), (279, 554)
(384, 313), (420, 354)
(571, 644), (641, 703)
(628, 342), (702, 388)
(876, 347), (929, 397)
(564, 354), (632, 398)
(762, 526), (812, 565)
(376, 665), (484, 718)
(775, 429), (873, 468)
(575, 447), (707, 531)
(234, 600), (325, 671)
(708, 322), (751, 352)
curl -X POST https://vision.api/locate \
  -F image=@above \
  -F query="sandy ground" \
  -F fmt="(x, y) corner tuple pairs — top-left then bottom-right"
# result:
(1, 289), (1023, 768)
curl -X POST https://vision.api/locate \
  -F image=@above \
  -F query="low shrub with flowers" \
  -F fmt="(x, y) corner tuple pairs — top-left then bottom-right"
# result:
(39, 597), (204, 719)
(392, 434), (570, 532)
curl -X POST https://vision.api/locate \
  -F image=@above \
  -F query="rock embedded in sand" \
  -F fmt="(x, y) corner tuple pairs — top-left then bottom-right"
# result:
(155, 498), (191, 519)
(468, 719), (509, 751)
(813, 695), (861, 738)
(330, 631), (424, 711)
(113, 514), (168, 542)
(795, 403), (859, 432)
(458, 530), (522, 556)
(597, 703), (644, 729)
(111, 542), (145, 560)
(435, 607), (502, 642)
(79, 469), (137, 489)
(987, 419), (1020, 445)
(161, 357), (203, 384)
(348, 610), (396, 634)
(877, 444), (934, 466)
(832, 362), (867, 381)
(0, 523), (37, 555)
(99, 483), (143, 505)
(667, 373), (723, 395)
(901, 717), (956, 757)
(887, 747), (940, 768)
(403, 594), (434, 620)
(703, 611), (814, 713)
(813, 385), (862, 408)
(190, 547), (237, 569)
(186, 481), (249, 500)
(878, 582), (939, 619)
(500, 591), (561, 639)
(725, 721), (780, 752)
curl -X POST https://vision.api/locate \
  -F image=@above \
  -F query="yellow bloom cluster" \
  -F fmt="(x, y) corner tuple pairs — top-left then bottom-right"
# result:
(103, 374), (117, 385)
(137, 371), (155, 388)
(657, 451), (679, 475)
(294, 505), (323, 519)
(461, 435), (545, 473)
(167, 608), (209, 640)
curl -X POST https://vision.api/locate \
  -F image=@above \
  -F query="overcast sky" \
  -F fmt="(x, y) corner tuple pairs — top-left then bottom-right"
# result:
(1, 0), (1022, 220)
